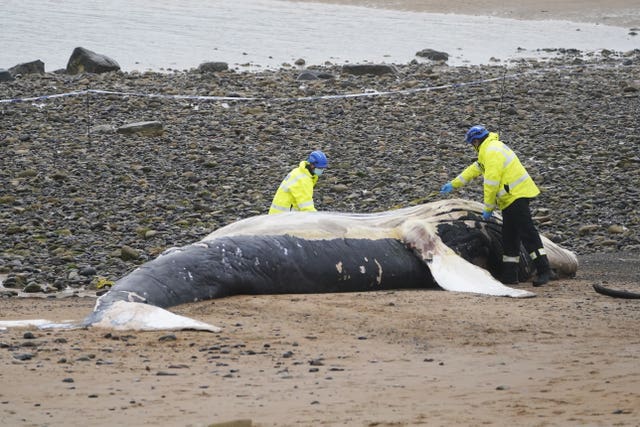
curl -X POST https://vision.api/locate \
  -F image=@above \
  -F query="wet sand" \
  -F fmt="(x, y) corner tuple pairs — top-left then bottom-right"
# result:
(1, 254), (639, 426)
(292, 0), (640, 27)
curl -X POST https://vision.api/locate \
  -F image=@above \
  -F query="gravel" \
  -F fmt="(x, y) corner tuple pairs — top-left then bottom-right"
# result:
(1, 49), (639, 292)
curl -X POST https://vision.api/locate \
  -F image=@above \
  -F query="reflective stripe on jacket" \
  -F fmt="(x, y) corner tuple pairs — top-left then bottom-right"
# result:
(269, 161), (318, 214)
(451, 132), (540, 211)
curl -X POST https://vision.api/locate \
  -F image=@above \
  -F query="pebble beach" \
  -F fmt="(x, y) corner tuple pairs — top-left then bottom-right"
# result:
(1, 49), (639, 294)
(2, 2), (640, 425)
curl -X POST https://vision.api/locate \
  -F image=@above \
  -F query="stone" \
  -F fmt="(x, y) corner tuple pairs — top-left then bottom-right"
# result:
(9, 60), (45, 76)
(116, 121), (164, 136)
(66, 46), (121, 74)
(415, 48), (449, 61)
(120, 245), (140, 261)
(342, 64), (397, 76)
(0, 69), (14, 82)
(198, 61), (229, 73)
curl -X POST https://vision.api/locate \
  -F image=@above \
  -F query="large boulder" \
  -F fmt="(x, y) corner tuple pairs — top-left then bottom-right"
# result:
(296, 70), (336, 81)
(416, 48), (449, 62)
(0, 69), (14, 82)
(198, 61), (229, 73)
(9, 60), (45, 76)
(342, 64), (398, 76)
(66, 47), (120, 74)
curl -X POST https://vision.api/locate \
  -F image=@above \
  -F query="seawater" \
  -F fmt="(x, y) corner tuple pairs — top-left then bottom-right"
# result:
(1, 0), (637, 72)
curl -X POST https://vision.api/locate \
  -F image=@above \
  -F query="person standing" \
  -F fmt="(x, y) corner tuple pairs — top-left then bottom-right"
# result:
(439, 125), (551, 286)
(269, 150), (328, 214)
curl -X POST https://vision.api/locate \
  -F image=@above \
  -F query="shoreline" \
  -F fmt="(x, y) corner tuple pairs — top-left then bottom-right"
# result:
(289, 0), (640, 28)
(2, 0), (638, 74)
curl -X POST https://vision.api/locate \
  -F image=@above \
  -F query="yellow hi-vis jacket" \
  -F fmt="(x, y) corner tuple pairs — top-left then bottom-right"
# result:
(451, 132), (540, 212)
(269, 161), (319, 214)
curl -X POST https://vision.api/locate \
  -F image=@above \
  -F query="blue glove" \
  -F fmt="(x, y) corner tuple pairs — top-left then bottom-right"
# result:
(482, 210), (492, 221)
(440, 182), (453, 194)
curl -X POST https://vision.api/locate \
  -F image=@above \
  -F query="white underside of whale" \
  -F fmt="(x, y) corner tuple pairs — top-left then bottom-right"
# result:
(87, 301), (221, 332)
(0, 301), (221, 332)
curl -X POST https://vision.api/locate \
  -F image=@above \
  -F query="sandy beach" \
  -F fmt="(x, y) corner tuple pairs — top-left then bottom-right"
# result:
(1, 253), (639, 427)
(292, 0), (640, 28)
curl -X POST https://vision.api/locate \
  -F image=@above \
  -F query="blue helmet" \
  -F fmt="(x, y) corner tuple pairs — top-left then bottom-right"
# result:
(465, 125), (489, 144)
(307, 150), (328, 168)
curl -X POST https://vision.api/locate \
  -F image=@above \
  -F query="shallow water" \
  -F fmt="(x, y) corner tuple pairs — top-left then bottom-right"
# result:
(1, 0), (637, 72)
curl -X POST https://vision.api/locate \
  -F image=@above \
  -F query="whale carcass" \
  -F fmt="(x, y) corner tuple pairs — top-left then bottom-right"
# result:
(0, 199), (579, 332)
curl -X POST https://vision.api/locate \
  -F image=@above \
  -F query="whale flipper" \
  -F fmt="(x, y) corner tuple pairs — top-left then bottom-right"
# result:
(401, 219), (535, 298)
(83, 300), (221, 332)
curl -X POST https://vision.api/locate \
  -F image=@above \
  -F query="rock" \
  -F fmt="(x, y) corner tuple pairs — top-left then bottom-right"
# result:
(415, 48), (449, 61)
(90, 124), (116, 134)
(342, 64), (397, 76)
(198, 61), (229, 73)
(297, 70), (335, 80)
(116, 121), (164, 136)
(608, 225), (627, 234)
(622, 80), (640, 92)
(79, 266), (97, 277)
(2, 274), (28, 289)
(66, 46), (121, 74)
(9, 60), (45, 76)
(23, 283), (45, 293)
(579, 225), (599, 235)
(0, 69), (15, 82)
(332, 184), (349, 193)
(120, 245), (140, 261)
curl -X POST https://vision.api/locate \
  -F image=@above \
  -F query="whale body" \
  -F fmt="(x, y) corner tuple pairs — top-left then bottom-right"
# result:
(0, 199), (579, 332)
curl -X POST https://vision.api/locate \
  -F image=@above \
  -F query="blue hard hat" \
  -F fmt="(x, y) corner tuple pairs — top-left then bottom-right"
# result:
(465, 125), (489, 144)
(307, 150), (328, 168)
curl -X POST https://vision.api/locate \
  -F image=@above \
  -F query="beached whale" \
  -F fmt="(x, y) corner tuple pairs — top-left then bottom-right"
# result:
(0, 199), (578, 332)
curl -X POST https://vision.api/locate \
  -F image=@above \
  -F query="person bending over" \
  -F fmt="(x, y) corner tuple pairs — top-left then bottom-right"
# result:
(269, 150), (328, 214)
(440, 126), (551, 286)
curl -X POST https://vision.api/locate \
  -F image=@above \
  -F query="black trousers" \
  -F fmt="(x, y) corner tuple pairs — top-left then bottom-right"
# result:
(501, 197), (544, 258)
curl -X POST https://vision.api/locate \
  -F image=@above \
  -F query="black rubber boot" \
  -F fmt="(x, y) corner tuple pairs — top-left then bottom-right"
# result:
(500, 262), (519, 285)
(532, 255), (551, 287)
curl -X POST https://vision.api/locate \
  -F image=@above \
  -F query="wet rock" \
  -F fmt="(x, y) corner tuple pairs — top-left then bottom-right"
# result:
(579, 225), (599, 235)
(342, 63), (397, 76)
(13, 353), (34, 361)
(608, 225), (627, 234)
(198, 61), (229, 73)
(9, 60), (45, 76)
(415, 48), (449, 61)
(79, 266), (97, 277)
(116, 121), (164, 136)
(0, 69), (14, 82)
(22, 283), (44, 293)
(119, 245), (140, 261)
(66, 46), (121, 74)
(297, 70), (336, 80)
(90, 124), (116, 134)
